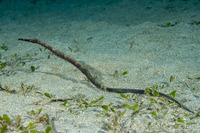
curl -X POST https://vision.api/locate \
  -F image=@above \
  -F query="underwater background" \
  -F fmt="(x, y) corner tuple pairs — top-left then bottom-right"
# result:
(0, 0), (200, 132)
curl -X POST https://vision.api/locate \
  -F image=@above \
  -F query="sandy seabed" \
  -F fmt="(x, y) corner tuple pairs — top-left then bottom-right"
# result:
(0, 0), (200, 132)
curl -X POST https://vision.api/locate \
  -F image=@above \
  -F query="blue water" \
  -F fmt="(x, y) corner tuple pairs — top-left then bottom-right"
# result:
(1, 0), (200, 25)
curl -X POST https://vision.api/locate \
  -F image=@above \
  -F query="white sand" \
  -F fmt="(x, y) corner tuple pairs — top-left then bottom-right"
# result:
(0, 0), (200, 132)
